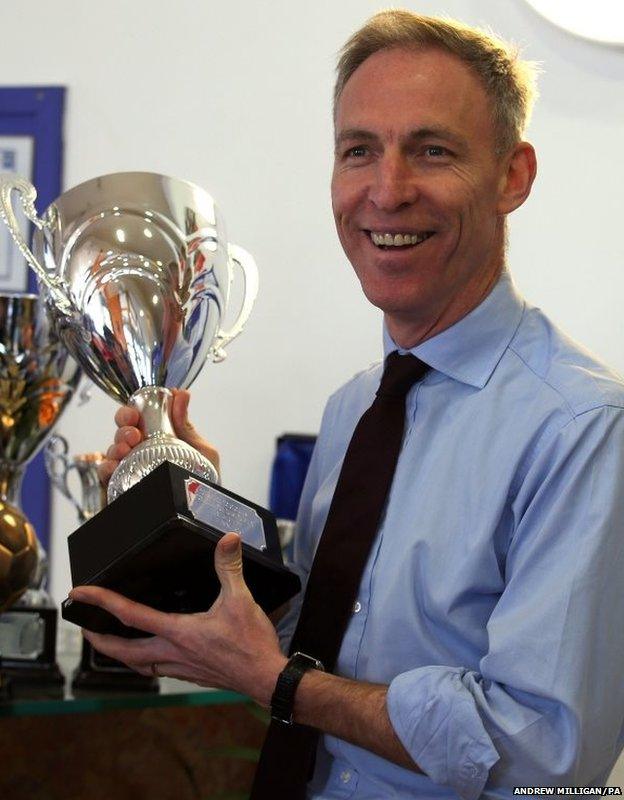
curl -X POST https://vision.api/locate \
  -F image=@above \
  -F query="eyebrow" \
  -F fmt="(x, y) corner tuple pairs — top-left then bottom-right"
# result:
(334, 129), (377, 149)
(335, 126), (468, 151)
(407, 127), (467, 149)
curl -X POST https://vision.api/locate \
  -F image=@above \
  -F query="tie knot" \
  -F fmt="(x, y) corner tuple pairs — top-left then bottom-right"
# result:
(377, 351), (428, 398)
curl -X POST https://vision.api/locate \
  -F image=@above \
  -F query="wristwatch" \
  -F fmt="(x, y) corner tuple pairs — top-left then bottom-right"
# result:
(270, 651), (324, 725)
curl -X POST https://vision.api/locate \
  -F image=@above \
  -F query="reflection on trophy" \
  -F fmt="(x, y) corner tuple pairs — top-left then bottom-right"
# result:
(0, 172), (300, 638)
(0, 294), (80, 686)
(45, 435), (157, 691)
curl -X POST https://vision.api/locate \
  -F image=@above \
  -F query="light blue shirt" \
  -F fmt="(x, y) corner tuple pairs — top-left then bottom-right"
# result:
(279, 271), (624, 799)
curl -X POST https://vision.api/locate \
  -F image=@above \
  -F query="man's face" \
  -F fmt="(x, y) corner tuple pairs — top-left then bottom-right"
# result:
(331, 47), (519, 344)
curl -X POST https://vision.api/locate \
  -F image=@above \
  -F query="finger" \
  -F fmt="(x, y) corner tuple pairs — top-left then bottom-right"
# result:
(170, 389), (197, 443)
(97, 460), (118, 486)
(142, 661), (216, 685)
(106, 442), (131, 461)
(82, 633), (182, 679)
(114, 426), (142, 447)
(132, 660), (198, 683)
(171, 389), (220, 472)
(170, 389), (208, 452)
(114, 405), (141, 428)
(214, 532), (247, 598)
(82, 629), (160, 669)
(70, 585), (177, 639)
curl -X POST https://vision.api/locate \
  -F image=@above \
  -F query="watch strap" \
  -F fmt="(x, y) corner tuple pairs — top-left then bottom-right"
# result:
(270, 651), (324, 725)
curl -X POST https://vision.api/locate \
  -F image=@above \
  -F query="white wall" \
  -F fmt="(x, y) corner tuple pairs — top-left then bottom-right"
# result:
(1, 0), (623, 781)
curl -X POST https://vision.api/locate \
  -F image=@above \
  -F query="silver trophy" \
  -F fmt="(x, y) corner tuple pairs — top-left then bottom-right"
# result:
(0, 294), (81, 684)
(45, 435), (106, 524)
(0, 171), (258, 501)
(0, 172), (300, 638)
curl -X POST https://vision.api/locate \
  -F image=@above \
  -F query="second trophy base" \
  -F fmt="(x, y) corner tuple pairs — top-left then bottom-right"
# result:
(0, 602), (64, 696)
(72, 641), (158, 693)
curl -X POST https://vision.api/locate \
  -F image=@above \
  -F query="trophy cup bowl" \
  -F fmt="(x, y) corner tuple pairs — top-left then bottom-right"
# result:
(0, 172), (300, 638)
(0, 171), (261, 499)
(0, 293), (81, 684)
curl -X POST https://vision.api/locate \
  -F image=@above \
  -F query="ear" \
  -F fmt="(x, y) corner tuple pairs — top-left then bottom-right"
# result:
(496, 142), (537, 215)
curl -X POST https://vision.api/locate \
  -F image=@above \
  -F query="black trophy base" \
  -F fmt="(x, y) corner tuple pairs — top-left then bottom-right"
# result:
(0, 601), (64, 694)
(62, 462), (301, 638)
(72, 640), (158, 693)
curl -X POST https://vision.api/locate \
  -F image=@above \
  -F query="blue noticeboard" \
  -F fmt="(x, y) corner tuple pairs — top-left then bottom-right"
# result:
(0, 87), (65, 553)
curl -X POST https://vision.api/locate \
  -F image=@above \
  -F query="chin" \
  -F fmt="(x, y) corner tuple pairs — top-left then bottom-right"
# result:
(367, 299), (431, 328)
(360, 280), (431, 316)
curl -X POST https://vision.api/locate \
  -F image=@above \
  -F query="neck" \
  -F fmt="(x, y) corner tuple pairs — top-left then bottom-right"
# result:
(386, 263), (504, 350)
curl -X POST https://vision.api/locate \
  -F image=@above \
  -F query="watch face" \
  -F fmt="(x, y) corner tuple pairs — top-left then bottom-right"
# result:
(523, 0), (624, 44)
(292, 651), (324, 670)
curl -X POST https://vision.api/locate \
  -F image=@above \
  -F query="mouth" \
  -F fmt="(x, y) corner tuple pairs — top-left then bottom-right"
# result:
(365, 230), (435, 249)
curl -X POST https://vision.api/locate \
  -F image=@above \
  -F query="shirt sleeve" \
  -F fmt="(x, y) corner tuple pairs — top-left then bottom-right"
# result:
(386, 405), (624, 798)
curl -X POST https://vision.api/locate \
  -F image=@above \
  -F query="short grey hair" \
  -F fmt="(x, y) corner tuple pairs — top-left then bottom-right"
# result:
(334, 9), (539, 154)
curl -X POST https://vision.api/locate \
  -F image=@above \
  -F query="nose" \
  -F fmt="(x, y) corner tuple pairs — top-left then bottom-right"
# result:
(368, 152), (419, 212)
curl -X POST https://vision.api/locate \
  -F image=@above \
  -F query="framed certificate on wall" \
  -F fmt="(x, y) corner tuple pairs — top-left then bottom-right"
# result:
(0, 134), (34, 291)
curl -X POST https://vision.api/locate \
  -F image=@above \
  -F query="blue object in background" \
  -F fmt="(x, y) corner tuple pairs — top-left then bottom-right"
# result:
(269, 433), (317, 522)
(0, 86), (66, 553)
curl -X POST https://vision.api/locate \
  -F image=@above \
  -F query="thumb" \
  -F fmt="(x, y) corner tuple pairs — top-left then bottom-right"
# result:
(170, 389), (201, 446)
(171, 389), (220, 474)
(214, 532), (246, 597)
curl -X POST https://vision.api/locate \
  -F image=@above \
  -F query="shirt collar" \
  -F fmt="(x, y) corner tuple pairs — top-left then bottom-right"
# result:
(383, 271), (526, 389)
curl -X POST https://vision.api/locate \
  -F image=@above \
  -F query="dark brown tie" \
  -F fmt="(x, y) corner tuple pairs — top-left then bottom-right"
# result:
(250, 351), (429, 799)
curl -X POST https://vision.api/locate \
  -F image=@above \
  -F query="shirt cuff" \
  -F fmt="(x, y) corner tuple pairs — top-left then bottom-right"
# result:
(387, 667), (499, 800)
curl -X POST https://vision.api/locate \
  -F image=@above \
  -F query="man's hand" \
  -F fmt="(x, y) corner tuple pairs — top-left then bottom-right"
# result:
(70, 534), (420, 771)
(70, 532), (287, 706)
(98, 388), (220, 488)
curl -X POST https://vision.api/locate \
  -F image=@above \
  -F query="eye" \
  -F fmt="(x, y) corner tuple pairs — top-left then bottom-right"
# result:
(424, 145), (451, 158)
(344, 145), (369, 158)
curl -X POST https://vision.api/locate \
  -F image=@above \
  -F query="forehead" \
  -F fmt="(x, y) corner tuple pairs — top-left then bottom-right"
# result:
(335, 47), (495, 145)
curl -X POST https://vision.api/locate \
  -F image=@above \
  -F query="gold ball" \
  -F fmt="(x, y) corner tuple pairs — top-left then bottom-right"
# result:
(0, 501), (38, 612)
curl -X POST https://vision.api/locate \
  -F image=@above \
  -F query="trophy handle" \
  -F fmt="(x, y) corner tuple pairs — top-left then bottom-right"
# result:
(44, 435), (83, 518)
(209, 243), (259, 362)
(78, 379), (93, 406)
(0, 174), (72, 314)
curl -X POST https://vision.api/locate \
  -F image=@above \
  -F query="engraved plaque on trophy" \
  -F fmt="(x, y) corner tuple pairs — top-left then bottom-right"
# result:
(0, 172), (301, 638)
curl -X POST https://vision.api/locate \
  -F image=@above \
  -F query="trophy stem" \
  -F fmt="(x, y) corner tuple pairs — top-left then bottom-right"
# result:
(107, 386), (219, 503)
(0, 461), (26, 506)
(130, 386), (176, 440)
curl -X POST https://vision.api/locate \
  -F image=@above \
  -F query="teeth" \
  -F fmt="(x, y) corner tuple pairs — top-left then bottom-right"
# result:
(370, 232), (431, 247)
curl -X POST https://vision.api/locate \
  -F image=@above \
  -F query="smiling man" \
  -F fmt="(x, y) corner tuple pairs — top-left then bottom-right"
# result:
(77, 10), (624, 799)
(331, 42), (534, 347)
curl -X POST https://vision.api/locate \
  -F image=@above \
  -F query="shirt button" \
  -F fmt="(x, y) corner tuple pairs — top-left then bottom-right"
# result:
(353, 601), (362, 614)
(340, 770), (351, 783)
